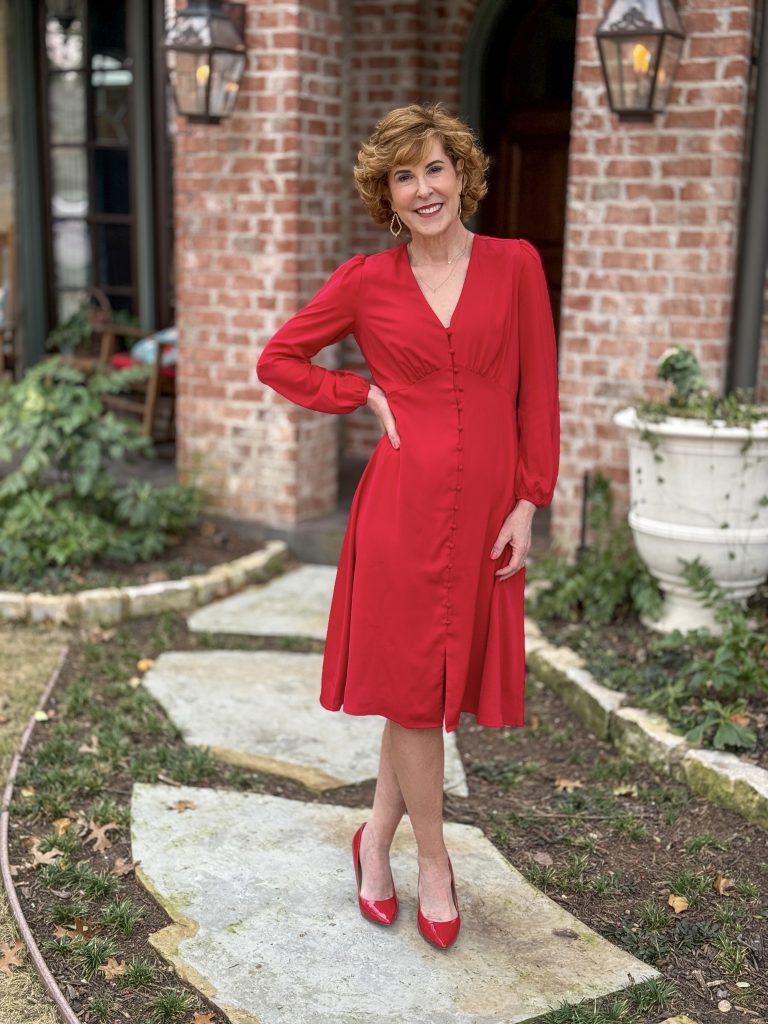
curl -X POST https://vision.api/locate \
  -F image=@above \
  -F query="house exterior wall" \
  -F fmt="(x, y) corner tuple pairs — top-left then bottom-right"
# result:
(550, 0), (767, 552)
(174, 0), (767, 546)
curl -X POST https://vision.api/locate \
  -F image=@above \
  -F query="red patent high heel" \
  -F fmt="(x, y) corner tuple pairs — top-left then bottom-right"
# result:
(352, 822), (398, 926)
(417, 857), (461, 949)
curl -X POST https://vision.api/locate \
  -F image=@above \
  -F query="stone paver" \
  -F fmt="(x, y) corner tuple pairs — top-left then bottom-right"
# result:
(187, 564), (335, 640)
(141, 650), (468, 795)
(131, 783), (659, 1024)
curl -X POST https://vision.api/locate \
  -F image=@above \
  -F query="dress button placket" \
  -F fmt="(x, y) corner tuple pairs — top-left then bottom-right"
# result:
(444, 328), (462, 632)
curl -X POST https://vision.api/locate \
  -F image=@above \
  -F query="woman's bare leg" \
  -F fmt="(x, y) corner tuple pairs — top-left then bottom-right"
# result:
(387, 722), (456, 921)
(358, 720), (407, 900)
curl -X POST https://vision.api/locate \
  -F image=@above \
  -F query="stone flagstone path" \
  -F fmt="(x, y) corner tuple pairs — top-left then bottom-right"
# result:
(142, 649), (468, 795)
(132, 785), (659, 1024)
(130, 564), (660, 1023)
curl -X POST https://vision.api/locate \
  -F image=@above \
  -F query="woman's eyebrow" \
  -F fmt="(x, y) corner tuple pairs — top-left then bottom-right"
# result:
(393, 159), (444, 173)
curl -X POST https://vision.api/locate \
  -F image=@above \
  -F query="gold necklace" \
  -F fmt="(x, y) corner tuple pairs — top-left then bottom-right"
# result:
(408, 232), (470, 294)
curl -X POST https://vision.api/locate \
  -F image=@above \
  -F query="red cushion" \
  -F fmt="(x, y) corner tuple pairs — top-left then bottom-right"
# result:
(110, 352), (176, 379)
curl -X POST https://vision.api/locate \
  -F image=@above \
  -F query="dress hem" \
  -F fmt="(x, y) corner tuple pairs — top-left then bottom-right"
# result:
(319, 699), (526, 733)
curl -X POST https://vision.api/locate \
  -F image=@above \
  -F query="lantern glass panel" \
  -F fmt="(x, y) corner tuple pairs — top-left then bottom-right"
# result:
(167, 49), (211, 117)
(208, 52), (245, 118)
(655, 34), (684, 109)
(617, 34), (660, 111)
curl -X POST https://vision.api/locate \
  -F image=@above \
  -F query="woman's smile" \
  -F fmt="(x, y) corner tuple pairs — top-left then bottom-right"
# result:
(414, 202), (444, 217)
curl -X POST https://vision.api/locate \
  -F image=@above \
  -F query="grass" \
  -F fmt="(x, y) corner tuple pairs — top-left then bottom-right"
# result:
(543, 977), (678, 1024)
(0, 623), (68, 1024)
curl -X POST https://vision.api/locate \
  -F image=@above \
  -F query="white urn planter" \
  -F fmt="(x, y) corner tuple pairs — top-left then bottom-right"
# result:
(614, 407), (768, 633)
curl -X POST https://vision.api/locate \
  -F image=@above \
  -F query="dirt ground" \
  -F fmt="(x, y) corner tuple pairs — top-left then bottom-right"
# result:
(0, 624), (69, 1024)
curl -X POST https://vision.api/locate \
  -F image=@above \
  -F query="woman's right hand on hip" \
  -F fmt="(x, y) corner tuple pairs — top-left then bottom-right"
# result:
(367, 383), (400, 449)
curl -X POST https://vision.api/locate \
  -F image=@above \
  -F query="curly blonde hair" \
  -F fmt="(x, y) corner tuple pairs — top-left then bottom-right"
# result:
(354, 103), (489, 228)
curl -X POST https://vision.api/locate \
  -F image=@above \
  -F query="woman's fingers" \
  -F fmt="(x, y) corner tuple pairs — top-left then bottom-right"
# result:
(367, 385), (400, 449)
(490, 527), (530, 579)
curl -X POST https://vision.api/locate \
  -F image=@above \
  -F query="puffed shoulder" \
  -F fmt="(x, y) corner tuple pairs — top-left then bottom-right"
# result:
(517, 238), (544, 264)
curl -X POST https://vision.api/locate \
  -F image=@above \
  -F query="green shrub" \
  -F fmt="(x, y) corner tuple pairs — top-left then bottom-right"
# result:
(0, 358), (201, 586)
(530, 474), (662, 625)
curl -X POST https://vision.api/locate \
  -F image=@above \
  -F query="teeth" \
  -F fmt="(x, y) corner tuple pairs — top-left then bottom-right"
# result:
(417, 204), (442, 214)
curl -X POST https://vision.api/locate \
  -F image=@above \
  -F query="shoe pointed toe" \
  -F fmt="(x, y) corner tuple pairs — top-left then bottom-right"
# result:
(417, 906), (461, 949)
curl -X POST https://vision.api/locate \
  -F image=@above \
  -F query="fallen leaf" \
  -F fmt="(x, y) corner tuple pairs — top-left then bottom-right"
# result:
(52, 924), (71, 939)
(668, 893), (689, 913)
(20, 786), (35, 797)
(529, 713), (541, 729)
(0, 713), (10, 723)
(136, 658), (155, 672)
(714, 875), (735, 896)
(718, 1000), (732, 1012)
(72, 916), (97, 940)
(728, 713), (751, 727)
(172, 799), (196, 813)
(78, 734), (100, 754)
(0, 939), (25, 973)
(193, 1014), (216, 1024)
(111, 857), (139, 877)
(97, 957), (126, 979)
(88, 626), (116, 643)
(33, 710), (50, 722)
(33, 846), (65, 867)
(52, 817), (74, 835)
(84, 820), (120, 852)
(736, 982), (751, 989)
(612, 784), (638, 798)
(531, 851), (553, 867)
(554, 777), (584, 792)
(128, 675), (142, 689)
(9, 864), (20, 877)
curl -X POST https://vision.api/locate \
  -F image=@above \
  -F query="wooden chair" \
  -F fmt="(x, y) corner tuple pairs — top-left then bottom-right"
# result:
(100, 322), (177, 441)
(53, 288), (176, 440)
(0, 224), (17, 380)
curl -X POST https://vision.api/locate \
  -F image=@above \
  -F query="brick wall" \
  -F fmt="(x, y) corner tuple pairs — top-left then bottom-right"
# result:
(549, 0), (765, 553)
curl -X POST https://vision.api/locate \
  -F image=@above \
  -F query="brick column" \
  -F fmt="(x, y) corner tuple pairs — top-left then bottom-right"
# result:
(551, 0), (759, 553)
(175, 0), (348, 525)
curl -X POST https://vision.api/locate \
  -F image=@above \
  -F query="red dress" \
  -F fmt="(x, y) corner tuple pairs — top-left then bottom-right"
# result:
(256, 234), (560, 732)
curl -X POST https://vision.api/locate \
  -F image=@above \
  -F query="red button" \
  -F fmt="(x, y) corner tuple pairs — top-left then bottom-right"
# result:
(458, 385), (464, 391)
(457, 403), (464, 411)
(453, 504), (459, 511)
(448, 540), (455, 548)
(455, 484), (462, 491)
(457, 464), (463, 471)
(450, 523), (457, 530)
(457, 425), (464, 432)
(457, 444), (463, 451)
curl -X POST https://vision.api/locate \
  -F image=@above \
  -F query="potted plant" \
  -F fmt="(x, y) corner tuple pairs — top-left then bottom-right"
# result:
(614, 345), (768, 633)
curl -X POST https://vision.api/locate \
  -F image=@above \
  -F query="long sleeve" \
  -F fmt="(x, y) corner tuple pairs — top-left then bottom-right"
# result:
(513, 239), (561, 508)
(256, 253), (371, 414)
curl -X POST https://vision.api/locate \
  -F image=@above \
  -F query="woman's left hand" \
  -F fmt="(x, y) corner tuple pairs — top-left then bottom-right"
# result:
(490, 500), (536, 579)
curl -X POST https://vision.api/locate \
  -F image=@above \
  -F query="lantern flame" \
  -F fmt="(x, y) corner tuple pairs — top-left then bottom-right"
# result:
(196, 64), (210, 85)
(632, 43), (651, 74)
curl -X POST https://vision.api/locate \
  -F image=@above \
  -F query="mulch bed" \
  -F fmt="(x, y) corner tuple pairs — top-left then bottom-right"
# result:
(5, 613), (768, 1024)
(11, 517), (265, 596)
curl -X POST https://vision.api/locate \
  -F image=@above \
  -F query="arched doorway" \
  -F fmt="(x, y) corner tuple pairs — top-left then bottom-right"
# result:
(463, 0), (577, 336)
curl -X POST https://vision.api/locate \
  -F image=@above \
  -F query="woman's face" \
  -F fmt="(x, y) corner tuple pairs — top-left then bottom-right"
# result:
(387, 137), (464, 240)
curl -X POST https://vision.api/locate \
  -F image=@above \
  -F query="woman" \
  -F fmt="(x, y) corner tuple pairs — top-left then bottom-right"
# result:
(256, 103), (560, 950)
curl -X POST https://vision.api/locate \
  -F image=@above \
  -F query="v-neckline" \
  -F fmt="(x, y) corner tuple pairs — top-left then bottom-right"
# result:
(401, 232), (480, 331)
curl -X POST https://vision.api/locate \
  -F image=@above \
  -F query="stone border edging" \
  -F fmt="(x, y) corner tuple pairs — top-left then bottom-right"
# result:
(0, 540), (289, 627)
(0, 643), (84, 1024)
(524, 619), (768, 831)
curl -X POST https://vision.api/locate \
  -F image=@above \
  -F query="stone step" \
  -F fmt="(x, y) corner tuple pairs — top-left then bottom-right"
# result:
(131, 783), (659, 1024)
(187, 564), (336, 640)
(142, 650), (468, 795)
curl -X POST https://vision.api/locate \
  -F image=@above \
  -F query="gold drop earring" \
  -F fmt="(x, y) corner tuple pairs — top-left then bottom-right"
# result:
(390, 211), (403, 237)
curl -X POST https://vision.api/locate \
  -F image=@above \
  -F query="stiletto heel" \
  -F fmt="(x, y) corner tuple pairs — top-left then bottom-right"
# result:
(417, 857), (461, 949)
(352, 822), (399, 926)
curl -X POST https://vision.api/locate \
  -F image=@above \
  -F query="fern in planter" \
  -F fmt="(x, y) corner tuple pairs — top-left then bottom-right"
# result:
(0, 358), (200, 588)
